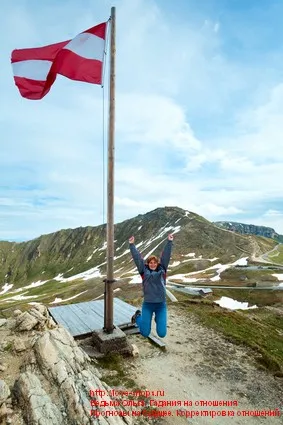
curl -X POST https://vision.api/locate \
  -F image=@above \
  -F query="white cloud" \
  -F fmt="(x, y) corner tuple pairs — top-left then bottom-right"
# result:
(264, 210), (282, 217)
(194, 204), (243, 216)
(117, 93), (201, 151)
(1, 0), (283, 239)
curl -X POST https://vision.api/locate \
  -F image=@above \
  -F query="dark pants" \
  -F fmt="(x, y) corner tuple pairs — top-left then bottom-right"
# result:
(136, 301), (167, 338)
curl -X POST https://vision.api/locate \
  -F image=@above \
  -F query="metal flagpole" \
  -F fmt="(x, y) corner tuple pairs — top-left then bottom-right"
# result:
(104, 6), (116, 333)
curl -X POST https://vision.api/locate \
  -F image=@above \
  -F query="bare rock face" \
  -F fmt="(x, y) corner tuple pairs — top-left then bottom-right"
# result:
(13, 339), (26, 353)
(13, 304), (52, 332)
(30, 327), (131, 424)
(8, 306), (52, 336)
(0, 319), (7, 328)
(13, 373), (64, 425)
(0, 380), (10, 406)
(1, 304), (132, 425)
(14, 311), (38, 331)
(0, 380), (11, 425)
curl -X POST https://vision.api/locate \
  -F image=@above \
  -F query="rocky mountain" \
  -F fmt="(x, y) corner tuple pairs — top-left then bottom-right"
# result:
(0, 207), (277, 312)
(214, 221), (283, 243)
(0, 207), (275, 286)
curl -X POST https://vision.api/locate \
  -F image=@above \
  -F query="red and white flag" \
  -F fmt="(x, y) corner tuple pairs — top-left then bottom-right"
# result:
(11, 22), (107, 100)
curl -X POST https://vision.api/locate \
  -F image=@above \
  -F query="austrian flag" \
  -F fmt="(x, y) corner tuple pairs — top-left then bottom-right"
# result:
(11, 22), (107, 100)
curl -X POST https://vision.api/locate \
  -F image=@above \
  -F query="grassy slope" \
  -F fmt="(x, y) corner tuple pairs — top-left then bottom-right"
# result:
(0, 207), (277, 290)
(211, 288), (283, 306)
(175, 296), (283, 375)
(267, 244), (283, 264)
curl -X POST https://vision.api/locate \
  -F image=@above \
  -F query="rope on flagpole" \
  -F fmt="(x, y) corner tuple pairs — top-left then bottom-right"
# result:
(101, 17), (111, 236)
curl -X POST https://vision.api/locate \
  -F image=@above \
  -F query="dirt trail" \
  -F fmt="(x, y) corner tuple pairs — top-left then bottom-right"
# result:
(126, 304), (283, 425)
(253, 242), (282, 265)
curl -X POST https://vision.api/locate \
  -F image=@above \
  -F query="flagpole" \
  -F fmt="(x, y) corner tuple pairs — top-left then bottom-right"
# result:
(104, 6), (116, 333)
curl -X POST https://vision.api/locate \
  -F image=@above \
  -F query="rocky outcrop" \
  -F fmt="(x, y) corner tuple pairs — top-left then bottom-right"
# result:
(0, 380), (11, 423)
(13, 304), (57, 332)
(214, 221), (283, 242)
(0, 304), (133, 425)
(13, 373), (64, 425)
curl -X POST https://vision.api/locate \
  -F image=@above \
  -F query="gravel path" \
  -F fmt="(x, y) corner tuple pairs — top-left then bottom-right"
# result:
(126, 303), (283, 424)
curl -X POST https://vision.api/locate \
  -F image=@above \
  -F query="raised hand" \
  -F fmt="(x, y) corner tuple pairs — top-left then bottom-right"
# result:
(168, 234), (174, 241)
(129, 236), (135, 244)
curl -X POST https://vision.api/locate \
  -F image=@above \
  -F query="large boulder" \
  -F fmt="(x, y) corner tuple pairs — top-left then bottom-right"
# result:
(13, 304), (56, 332)
(31, 326), (131, 424)
(2, 304), (133, 424)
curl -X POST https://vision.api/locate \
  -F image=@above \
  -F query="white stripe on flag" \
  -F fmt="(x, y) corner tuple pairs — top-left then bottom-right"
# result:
(12, 60), (52, 80)
(63, 32), (104, 61)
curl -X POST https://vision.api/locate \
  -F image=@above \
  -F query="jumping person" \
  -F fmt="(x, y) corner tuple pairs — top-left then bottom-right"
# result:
(128, 234), (174, 338)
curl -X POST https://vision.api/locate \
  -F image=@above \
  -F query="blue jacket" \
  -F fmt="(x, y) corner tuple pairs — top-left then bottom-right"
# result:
(129, 240), (173, 303)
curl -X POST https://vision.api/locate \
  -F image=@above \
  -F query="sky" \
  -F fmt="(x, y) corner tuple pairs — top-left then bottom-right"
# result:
(1, 0), (283, 241)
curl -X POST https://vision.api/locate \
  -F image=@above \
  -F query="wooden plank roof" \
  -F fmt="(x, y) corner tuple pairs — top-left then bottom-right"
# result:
(48, 298), (137, 338)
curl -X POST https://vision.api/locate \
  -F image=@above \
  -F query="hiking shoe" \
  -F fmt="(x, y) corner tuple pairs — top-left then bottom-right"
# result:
(131, 309), (141, 325)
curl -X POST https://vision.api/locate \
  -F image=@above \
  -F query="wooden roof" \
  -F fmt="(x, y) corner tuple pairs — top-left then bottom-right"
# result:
(48, 298), (137, 338)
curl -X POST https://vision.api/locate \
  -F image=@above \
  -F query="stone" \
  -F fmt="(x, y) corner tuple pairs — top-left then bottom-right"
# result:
(0, 403), (7, 420)
(0, 307), (135, 425)
(29, 308), (47, 323)
(0, 380), (10, 405)
(32, 326), (131, 425)
(131, 344), (139, 357)
(5, 398), (12, 406)
(13, 372), (64, 425)
(13, 310), (22, 317)
(31, 303), (47, 317)
(13, 339), (26, 353)
(46, 318), (57, 329)
(15, 312), (38, 331)
(6, 319), (16, 331)
(0, 319), (7, 328)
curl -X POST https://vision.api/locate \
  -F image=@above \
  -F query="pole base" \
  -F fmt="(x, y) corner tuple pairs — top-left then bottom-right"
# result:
(92, 327), (132, 355)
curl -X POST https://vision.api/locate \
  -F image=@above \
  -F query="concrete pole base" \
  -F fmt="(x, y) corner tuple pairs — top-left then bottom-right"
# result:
(92, 327), (132, 355)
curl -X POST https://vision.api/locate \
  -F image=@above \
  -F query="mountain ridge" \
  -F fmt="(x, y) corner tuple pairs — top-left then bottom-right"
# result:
(214, 220), (283, 243)
(0, 207), (276, 290)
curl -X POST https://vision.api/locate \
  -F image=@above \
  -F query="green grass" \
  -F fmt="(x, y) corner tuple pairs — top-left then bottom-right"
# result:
(97, 353), (138, 389)
(211, 288), (283, 307)
(169, 259), (219, 276)
(0, 277), (106, 316)
(267, 244), (283, 264)
(179, 299), (283, 374)
(3, 341), (13, 352)
(220, 267), (279, 282)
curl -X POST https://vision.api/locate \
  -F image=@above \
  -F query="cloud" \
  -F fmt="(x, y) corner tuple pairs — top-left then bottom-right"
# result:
(2, 0), (283, 240)
(116, 93), (201, 151)
(195, 204), (243, 216)
(264, 210), (283, 217)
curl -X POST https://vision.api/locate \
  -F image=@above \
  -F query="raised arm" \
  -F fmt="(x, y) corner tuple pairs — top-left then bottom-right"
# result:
(129, 236), (145, 275)
(160, 234), (173, 271)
